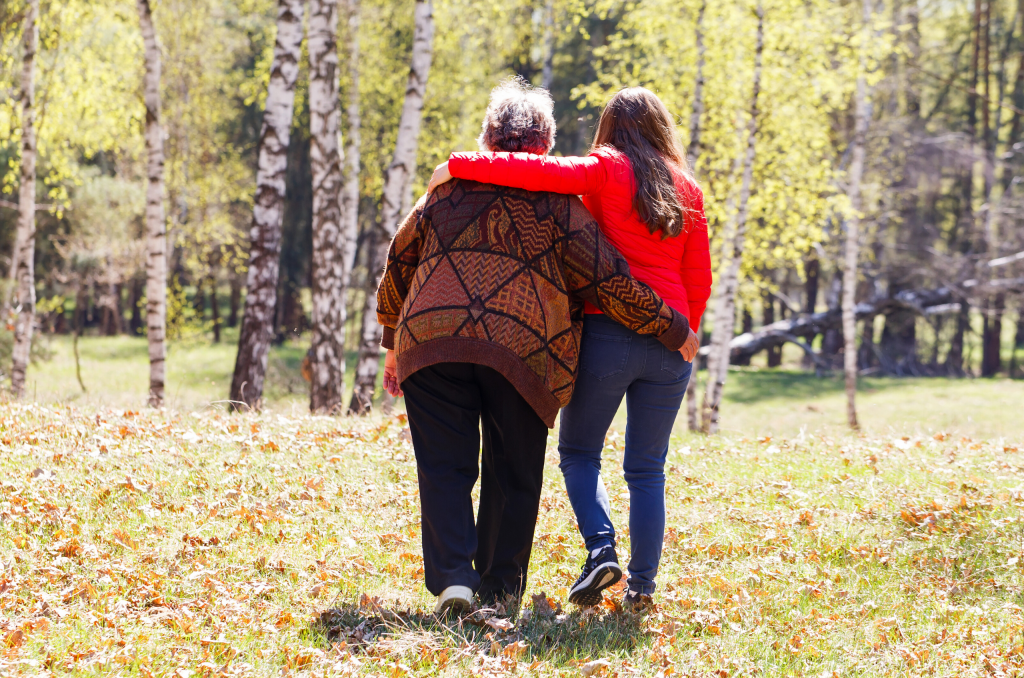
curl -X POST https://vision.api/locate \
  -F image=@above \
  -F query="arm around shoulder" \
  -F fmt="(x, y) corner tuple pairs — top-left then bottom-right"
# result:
(448, 151), (608, 195)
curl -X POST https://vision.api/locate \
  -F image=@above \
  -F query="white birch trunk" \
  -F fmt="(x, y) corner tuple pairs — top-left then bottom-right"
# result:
(701, 2), (763, 434)
(308, 0), (346, 413)
(686, 0), (706, 170)
(341, 0), (362, 297)
(348, 0), (434, 414)
(137, 0), (167, 407)
(684, 0), (706, 430)
(10, 0), (39, 399)
(541, 0), (555, 90)
(844, 0), (872, 429)
(229, 0), (305, 410)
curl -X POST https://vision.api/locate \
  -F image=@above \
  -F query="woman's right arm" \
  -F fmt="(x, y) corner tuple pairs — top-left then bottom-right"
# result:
(447, 152), (608, 196)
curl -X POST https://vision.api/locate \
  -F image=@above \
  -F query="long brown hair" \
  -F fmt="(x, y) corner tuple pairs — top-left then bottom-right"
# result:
(592, 87), (693, 238)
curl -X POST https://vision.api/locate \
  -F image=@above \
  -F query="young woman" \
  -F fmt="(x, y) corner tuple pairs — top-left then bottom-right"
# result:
(429, 87), (711, 609)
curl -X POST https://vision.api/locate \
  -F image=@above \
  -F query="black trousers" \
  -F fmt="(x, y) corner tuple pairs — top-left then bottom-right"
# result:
(403, 363), (549, 599)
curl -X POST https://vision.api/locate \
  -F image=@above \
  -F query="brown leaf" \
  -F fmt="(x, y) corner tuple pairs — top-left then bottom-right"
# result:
(485, 617), (514, 632)
(531, 592), (559, 618)
(4, 629), (24, 648)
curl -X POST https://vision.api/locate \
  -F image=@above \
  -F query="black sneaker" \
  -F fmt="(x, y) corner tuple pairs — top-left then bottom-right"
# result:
(568, 545), (622, 606)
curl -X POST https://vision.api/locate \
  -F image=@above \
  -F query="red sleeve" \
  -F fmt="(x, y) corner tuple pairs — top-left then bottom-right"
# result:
(447, 152), (608, 196)
(678, 183), (712, 332)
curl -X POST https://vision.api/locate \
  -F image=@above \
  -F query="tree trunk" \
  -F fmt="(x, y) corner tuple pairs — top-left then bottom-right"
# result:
(946, 302), (971, 375)
(684, 0), (707, 430)
(765, 293), (782, 367)
(801, 255), (820, 368)
(229, 0), (305, 411)
(541, 0), (555, 90)
(129, 276), (144, 335)
(99, 277), (123, 337)
(10, 0), (38, 398)
(858, 315), (876, 370)
(1011, 302), (1024, 377)
(337, 0), (362, 373)
(981, 292), (1004, 376)
(843, 0), (871, 430)
(687, 0), (706, 170)
(700, 2), (763, 434)
(348, 0), (434, 415)
(980, 0), (1003, 376)
(137, 0), (168, 408)
(209, 275), (221, 342)
(228, 276), (241, 327)
(308, 0), (346, 414)
(685, 326), (703, 430)
(193, 278), (206, 319)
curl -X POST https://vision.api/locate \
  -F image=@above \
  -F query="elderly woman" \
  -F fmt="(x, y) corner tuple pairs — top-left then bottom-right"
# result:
(374, 77), (691, 614)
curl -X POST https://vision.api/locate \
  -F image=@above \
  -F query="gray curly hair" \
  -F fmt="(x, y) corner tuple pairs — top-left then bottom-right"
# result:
(477, 76), (556, 154)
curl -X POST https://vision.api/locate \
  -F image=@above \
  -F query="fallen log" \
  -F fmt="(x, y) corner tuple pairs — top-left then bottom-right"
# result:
(698, 287), (955, 364)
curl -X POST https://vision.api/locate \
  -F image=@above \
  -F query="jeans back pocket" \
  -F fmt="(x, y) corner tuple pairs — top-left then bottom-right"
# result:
(581, 333), (631, 380)
(661, 347), (692, 380)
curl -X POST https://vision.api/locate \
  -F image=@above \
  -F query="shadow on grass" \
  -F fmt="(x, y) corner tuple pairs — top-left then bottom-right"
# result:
(308, 595), (652, 668)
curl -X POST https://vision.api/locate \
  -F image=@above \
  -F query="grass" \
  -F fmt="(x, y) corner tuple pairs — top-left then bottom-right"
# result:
(20, 333), (1024, 439)
(1, 405), (1022, 676)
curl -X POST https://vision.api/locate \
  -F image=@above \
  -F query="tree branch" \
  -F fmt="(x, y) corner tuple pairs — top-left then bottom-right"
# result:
(0, 198), (57, 211)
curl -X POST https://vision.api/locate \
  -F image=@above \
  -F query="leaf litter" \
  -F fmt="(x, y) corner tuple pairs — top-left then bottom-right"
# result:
(0, 404), (1022, 676)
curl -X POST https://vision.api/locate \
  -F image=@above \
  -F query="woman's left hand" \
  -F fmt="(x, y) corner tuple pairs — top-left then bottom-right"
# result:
(679, 328), (699, 362)
(383, 349), (403, 397)
(427, 161), (453, 193)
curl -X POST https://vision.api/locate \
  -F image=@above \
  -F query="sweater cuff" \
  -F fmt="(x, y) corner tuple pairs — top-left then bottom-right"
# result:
(380, 326), (396, 350)
(656, 310), (690, 352)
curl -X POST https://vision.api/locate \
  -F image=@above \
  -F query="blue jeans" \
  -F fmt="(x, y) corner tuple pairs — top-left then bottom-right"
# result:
(558, 314), (691, 595)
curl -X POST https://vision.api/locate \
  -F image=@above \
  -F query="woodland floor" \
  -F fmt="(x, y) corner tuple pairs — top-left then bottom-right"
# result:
(1, 404), (1023, 677)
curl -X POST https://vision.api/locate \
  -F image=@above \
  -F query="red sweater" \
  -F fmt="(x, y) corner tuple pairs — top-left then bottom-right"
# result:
(448, 146), (712, 331)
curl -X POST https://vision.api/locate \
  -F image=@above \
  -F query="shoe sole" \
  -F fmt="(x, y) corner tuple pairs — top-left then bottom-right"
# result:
(568, 562), (622, 606)
(434, 597), (470, 616)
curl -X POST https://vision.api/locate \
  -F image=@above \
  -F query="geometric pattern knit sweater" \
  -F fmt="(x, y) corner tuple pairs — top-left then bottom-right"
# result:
(377, 179), (689, 427)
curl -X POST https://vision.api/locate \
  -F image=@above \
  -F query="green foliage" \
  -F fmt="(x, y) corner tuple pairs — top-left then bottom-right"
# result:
(164, 277), (212, 342)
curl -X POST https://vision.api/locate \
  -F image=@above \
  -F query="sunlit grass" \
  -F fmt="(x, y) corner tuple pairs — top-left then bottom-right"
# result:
(21, 333), (1024, 439)
(1, 404), (1022, 676)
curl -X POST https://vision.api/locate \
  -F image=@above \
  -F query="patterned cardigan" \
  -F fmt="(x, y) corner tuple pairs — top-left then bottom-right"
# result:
(376, 179), (689, 427)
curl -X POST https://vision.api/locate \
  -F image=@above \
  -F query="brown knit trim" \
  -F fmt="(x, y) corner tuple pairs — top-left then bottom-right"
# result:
(655, 311), (689, 352)
(396, 337), (562, 428)
(381, 326), (396, 350)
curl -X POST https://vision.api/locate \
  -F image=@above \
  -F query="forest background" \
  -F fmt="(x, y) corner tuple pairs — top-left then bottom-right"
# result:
(0, 0), (1022, 435)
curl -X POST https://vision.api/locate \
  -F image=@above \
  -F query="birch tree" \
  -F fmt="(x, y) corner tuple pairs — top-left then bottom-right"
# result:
(338, 0), (362, 354)
(10, 0), (39, 399)
(348, 0), (434, 415)
(308, 0), (345, 413)
(685, 0), (706, 431)
(843, 0), (872, 429)
(229, 0), (305, 411)
(701, 2), (763, 434)
(541, 0), (555, 90)
(137, 0), (168, 407)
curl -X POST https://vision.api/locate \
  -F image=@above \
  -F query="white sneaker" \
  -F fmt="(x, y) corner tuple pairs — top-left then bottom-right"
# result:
(434, 585), (473, 615)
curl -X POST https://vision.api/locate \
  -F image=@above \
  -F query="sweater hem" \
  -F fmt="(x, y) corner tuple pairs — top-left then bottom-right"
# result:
(396, 337), (562, 428)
